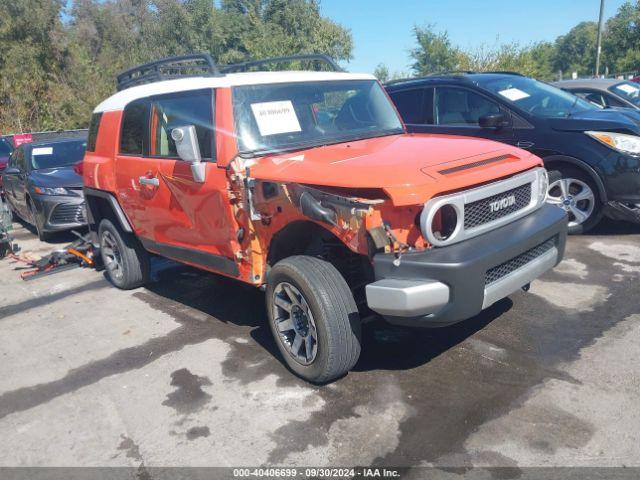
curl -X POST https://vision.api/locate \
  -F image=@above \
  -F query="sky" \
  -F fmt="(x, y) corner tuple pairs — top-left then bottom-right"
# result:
(319, 0), (629, 74)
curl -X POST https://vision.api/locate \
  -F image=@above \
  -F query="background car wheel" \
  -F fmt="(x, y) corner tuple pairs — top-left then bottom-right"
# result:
(28, 201), (50, 242)
(547, 167), (602, 234)
(98, 218), (149, 289)
(266, 255), (362, 384)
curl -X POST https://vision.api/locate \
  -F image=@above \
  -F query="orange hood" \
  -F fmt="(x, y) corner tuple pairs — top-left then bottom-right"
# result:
(249, 133), (543, 206)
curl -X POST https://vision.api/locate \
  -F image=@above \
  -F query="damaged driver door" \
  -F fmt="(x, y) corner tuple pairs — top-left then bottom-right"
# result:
(146, 89), (241, 277)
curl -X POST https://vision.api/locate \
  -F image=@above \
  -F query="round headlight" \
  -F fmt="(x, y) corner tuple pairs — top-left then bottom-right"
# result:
(539, 169), (549, 203)
(431, 204), (458, 241)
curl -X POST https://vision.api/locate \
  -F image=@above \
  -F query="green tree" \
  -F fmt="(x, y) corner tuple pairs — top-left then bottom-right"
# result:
(0, 0), (85, 132)
(410, 24), (466, 75)
(0, 0), (353, 133)
(603, 1), (640, 73)
(552, 21), (598, 77)
(373, 63), (390, 82)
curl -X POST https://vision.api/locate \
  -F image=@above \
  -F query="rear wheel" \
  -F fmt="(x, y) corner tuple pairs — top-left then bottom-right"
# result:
(547, 167), (602, 234)
(266, 256), (361, 384)
(98, 218), (149, 289)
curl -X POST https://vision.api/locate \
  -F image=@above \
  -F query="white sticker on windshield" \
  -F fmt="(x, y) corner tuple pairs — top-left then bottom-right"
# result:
(251, 101), (301, 136)
(616, 83), (639, 95)
(32, 147), (53, 155)
(498, 88), (530, 101)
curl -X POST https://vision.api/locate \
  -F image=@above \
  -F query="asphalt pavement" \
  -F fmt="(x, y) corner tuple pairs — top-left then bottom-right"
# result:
(0, 218), (639, 473)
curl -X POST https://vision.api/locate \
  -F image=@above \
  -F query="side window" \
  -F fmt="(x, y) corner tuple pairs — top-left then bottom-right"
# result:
(390, 89), (425, 124)
(435, 87), (500, 126)
(390, 88), (435, 125)
(120, 99), (149, 155)
(149, 89), (214, 160)
(87, 112), (103, 152)
(603, 93), (627, 108)
(574, 90), (606, 108)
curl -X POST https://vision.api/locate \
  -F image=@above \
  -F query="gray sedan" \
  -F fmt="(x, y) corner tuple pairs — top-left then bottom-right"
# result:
(553, 78), (640, 110)
(2, 139), (87, 241)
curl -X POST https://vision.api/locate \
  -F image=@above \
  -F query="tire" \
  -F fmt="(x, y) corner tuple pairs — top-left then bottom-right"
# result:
(98, 218), (149, 289)
(547, 167), (603, 234)
(266, 255), (362, 383)
(28, 201), (51, 242)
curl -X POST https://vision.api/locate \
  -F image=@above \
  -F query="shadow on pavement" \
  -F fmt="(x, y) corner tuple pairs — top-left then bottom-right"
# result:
(144, 260), (510, 376)
(588, 217), (640, 236)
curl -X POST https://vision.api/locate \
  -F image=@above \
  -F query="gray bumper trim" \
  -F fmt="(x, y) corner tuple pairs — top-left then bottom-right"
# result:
(366, 279), (450, 318)
(482, 246), (558, 309)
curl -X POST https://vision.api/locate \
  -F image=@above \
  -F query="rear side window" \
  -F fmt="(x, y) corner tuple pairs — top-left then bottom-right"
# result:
(390, 88), (434, 125)
(390, 89), (424, 124)
(149, 90), (214, 160)
(120, 99), (149, 155)
(86, 113), (103, 152)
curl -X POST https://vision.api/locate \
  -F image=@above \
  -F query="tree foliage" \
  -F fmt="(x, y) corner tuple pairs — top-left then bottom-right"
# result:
(410, 25), (464, 75)
(0, 0), (353, 133)
(410, 1), (640, 80)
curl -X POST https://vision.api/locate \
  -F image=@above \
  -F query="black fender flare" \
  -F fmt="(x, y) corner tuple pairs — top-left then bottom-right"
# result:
(543, 155), (607, 203)
(83, 187), (133, 233)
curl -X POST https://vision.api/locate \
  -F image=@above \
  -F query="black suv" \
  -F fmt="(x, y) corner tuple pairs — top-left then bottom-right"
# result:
(386, 73), (640, 233)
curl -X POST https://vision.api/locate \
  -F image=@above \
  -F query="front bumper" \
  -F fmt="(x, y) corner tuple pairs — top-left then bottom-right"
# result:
(32, 194), (87, 232)
(366, 204), (568, 327)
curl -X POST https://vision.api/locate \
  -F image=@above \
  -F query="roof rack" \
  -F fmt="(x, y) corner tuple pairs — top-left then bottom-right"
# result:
(116, 53), (222, 91)
(116, 53), (343, 91)
(219, 54), (342, 73)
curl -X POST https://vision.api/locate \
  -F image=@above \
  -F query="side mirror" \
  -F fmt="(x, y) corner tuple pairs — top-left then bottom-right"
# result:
(479, 112), (510, 130)
(3, 167), (20, 175)
(171, 126), (205, 183)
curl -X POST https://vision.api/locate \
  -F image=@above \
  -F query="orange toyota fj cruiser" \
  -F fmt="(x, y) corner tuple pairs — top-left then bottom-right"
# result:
(83, 54), (567, 382)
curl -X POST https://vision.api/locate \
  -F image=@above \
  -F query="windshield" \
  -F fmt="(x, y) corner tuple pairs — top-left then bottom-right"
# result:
(610, 82), (640, 107)
(233, 80), (404, 155)
(29, 140), (86, 170)
(0, 138), (12, 157)
(474, 75), (597, 117)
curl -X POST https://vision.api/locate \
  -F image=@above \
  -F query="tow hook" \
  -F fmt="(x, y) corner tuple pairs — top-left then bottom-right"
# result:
(522, 283), (531, 292)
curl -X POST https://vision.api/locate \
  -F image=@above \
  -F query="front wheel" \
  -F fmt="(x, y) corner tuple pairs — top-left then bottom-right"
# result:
(547, 167), (603, 234)
(266, 256), (362, 384)
(28, 201), (50, 242)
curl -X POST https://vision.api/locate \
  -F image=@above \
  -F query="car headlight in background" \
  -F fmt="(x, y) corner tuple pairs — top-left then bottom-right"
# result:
(33, 186), (71, 195)
(586, 131), (640, 155)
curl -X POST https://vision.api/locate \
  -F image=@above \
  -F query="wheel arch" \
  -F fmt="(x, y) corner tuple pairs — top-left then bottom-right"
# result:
(266, 220), (374, 295)
(267, 220), (338, 267)
(543, 155), (607, 203)
(84, 188), (133, 235)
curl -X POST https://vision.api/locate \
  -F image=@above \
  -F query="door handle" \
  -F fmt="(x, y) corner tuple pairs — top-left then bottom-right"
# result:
(517, 141), (534, 149)
(138, 176), (159, 187)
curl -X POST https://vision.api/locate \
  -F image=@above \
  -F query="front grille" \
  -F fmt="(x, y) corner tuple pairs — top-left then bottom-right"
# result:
(485, 237), (556, 286)
(464, 183), (532, 229)
(50, 203), (86, 225)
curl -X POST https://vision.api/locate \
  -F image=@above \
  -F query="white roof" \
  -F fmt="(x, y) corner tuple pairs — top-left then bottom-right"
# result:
(94, 71), (376, 112)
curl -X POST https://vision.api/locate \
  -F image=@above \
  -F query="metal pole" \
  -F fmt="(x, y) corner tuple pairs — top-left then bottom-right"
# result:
(595, 0), (605, 77)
